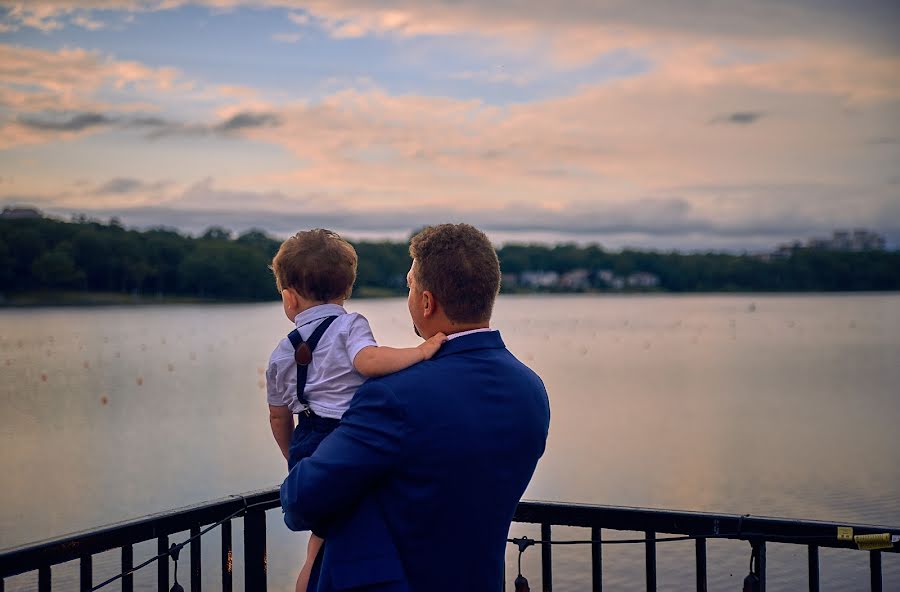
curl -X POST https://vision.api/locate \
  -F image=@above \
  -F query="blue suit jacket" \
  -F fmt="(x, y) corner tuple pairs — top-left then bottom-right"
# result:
(281, 331), (550, 591)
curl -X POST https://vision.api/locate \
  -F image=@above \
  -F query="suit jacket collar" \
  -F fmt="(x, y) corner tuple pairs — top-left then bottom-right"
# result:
(432, 330), (505, 360)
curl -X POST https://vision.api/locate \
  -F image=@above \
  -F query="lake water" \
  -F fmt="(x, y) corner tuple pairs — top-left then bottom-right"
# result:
(1, 294), (898, 591)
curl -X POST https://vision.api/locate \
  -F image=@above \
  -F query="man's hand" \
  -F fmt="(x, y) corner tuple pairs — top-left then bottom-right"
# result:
(281, 380), (406, 534)
(417, 332), (447, 360)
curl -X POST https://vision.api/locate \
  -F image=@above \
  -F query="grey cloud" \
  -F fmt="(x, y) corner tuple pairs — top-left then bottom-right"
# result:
(127, 116), (169, 128)
(93, 177), (172, 195)
(95, 178), (142, 195)
(16, 110), (280, 139)
(215, 112), (281, 132)
(18, 112), (114, 132)
(711, 111), (766, 125)
(17, 111), (170, 134)
(147, 111), (281, 138)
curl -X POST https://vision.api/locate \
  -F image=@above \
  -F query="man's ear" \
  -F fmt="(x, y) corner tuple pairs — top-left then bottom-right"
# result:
(422, 290), (436, 318)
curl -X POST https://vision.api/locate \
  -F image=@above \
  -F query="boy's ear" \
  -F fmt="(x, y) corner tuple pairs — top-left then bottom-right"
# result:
(282, 288), (298, 310)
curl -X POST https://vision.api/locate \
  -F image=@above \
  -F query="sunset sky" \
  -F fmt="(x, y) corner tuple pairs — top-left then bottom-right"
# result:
(1, 1), (898, 250)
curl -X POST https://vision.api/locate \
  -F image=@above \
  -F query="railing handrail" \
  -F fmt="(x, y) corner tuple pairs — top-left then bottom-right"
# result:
(2, 488), (897, 580)
(0, 488), (281, 577)
(515, 499), (900, 544)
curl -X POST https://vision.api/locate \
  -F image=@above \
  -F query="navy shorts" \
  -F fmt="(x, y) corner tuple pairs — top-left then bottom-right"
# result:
(287, 411), (340, 471)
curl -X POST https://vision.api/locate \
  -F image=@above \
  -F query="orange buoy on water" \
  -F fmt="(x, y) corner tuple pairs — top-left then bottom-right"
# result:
(100, 395), (108, 405)
(136, 376), (143, 386)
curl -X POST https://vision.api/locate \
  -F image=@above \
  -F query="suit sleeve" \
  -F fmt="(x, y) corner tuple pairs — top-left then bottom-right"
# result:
(280, 380), (406, 534)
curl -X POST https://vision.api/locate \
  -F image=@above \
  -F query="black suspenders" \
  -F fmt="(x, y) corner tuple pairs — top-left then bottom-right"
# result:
(286, 315), (338, 411)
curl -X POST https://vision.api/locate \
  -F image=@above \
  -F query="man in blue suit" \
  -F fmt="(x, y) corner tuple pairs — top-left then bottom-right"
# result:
(281, 223), (551, 591)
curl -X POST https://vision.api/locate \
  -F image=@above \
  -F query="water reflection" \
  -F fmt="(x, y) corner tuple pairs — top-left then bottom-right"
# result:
(1, 295), (898, 590)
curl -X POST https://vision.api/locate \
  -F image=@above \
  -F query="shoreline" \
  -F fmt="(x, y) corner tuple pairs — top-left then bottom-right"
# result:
(2, 289), (899, 308)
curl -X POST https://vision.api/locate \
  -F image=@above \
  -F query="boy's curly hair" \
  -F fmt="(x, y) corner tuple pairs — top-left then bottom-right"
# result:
(271, 229), (357, 301)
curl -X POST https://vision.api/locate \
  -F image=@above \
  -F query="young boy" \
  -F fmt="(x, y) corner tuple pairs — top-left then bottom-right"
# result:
(266, 228), (446, 592)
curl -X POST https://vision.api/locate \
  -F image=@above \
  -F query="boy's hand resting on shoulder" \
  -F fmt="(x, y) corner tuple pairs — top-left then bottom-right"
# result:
(417, 332), (448, 360)
(353, 332), (448, 378)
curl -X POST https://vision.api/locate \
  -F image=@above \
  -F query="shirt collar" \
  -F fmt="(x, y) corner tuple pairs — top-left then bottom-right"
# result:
(432, 329), (505, 360)
(446, 327), (495, 340)
(294, 303), (347, 327)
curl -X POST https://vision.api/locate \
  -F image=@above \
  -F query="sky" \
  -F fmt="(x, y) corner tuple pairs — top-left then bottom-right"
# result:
(0, 1), (898, 251)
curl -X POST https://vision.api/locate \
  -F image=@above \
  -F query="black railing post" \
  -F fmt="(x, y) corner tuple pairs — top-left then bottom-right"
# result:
(122, 544), (133, 592)
(38, 565), (50, 592)
(190, 525), (201, 591)
(645, 531), (656, 592)
(757, 541), (766, 592)
(221, 519), (233, 592)
(80, 554), (92, 591)
(870, 551), (882, 592)
(591, 526), (602, 592)
(244, 509), (267, 592)
(541, 522), (552, 592)
(807, 545), (819, 592)
(157, 534), (169, 592)
(695, 537), (707, 592)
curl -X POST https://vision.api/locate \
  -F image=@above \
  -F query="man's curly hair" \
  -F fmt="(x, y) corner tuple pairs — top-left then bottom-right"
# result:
(409, 224), (500, 323)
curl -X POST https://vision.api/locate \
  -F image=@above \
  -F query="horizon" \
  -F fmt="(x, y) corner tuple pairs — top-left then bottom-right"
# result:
(1, 2), (898, 252)
(6, 204), (896, 255)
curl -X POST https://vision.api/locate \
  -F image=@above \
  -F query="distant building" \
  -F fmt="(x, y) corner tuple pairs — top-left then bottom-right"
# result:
(596, 269), (616, 285)
(519, 271), (560, 289)
(626, 272), (660, 289)
(773, 230), (886, 257)
(595, 269), (632, 290)
(560, 269), (590, 290)
(849, 229), (886, 251)
(806, 229), (886, 252)
(1, 206), (42, 219)
(770, 241), (803, 259)
(806, 237), (832, 250)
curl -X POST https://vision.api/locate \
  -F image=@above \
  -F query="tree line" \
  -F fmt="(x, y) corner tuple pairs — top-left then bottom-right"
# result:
(1, 215), (898, 303)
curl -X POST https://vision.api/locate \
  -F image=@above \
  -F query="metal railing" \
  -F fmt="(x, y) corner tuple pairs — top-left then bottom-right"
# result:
(1, 488), (897, 591)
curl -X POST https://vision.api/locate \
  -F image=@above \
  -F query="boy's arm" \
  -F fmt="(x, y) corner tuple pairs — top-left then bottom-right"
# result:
(269, 404), (294, 462)
(353, 332), (447, 378)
